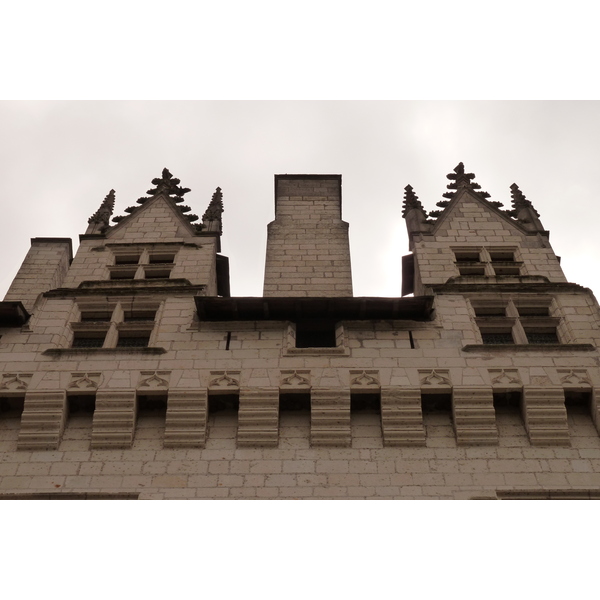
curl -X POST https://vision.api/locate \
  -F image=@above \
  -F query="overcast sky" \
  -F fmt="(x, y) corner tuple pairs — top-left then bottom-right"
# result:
(1, 101), (599, 301)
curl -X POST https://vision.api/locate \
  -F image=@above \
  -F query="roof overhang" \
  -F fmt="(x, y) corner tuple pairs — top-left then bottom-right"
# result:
(195, 296), (434, 322)
(0, 301), (30, 326)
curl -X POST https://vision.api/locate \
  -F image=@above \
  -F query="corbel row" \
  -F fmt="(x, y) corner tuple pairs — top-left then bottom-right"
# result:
(7, 367), (600, 450)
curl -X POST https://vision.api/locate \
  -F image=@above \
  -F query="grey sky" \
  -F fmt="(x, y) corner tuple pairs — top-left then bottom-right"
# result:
(1, 101), (598, 300)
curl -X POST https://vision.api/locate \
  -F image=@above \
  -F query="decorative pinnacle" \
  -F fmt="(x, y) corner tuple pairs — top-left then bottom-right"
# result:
(442, 162), (490, 200)
(88, 189), (115, 225)
(402, 185), (427, 217)
(510, 183), (539, 217)
(137, 168), (191, 205)
(203, 187), (224, 222)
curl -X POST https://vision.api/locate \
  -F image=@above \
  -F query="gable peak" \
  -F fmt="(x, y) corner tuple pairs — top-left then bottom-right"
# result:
(112, 168), (199, 225)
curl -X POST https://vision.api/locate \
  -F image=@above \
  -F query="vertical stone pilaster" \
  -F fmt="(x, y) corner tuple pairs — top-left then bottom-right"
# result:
(237, 387), (279, 447)
(17, 391), (67, 450)
(91, 390), (137, 449)
(380, 387), (425, 446)
(452, 387), (498, 445)
(164, 389), (208, 448)
(522, 387), (570, 446)
(310, 388), (351, 447)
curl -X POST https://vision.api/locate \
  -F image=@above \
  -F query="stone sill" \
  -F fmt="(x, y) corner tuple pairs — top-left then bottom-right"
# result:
(43, 347), (167, 356)
(462, 344), (595, 352)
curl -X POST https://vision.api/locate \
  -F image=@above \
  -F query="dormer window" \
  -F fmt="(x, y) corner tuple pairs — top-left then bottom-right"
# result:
(453, 247), (523, 278)
(114, 254), (141, 265)
(149, 253), (175, 264)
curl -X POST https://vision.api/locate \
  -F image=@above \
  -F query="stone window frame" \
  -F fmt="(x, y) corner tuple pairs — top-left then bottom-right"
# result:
(109, 246), (179, 281)
(283, 321), (349, 356)
(70, 299), (161, 349)
(470, 296), (562, 345)
(453, 246), (524, 278)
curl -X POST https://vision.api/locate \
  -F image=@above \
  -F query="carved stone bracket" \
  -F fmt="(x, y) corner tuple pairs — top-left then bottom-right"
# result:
(419, 369), (451, 388)
(0, 373), (32, 392)
(280, 370), (311, 390)
(138, 371), (171, 389)
(349, 370), (380, 390)
(209, 371), (240, 392)
(557, 369), (592, 387)
(68, 372), (101, 390)
(489, 369), (522, 387)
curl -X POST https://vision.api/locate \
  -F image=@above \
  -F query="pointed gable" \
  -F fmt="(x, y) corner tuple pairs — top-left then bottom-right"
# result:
(432, 187), (528, 243)
(106, 193), (198, 243)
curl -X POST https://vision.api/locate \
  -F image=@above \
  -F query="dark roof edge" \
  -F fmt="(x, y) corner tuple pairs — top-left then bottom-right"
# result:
(195, 296), (434, 322)
(0, 301), (30, 326)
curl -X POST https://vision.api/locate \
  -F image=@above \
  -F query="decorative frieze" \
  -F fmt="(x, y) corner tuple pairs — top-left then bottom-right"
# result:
(522, 387), (570, 446)
(17, 391), (67, 450)
(164, 389), (208, 448)
(380, 387), (425, 446)
(237, 387), (279, 447)
(452, 387), (498, 446)
(310, 388), (351, 447)
(91, 390), (137, 449)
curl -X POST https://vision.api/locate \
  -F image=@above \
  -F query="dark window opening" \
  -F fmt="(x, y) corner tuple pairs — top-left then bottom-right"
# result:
(481, 331), (514, 344)
(67, 395), (96, 415)
(225, 331), (232, 350)
(116, 334), (150, 348)
(144, 268), (172, 279)
(517, 306), (551, 317)
(458, 265), (486, 276)
(421, 393), (453, 414)
(110, 270), (136, 280)
(295, 319), (337, 348)
(493, 265), (521, 276)
(474, 305), (507, 317)
(493, 391), (522, 410)
(115, 254), (141, 265)
(72, 333), (105, 348)
(80, 312), (111, 322)
(525, 330), (559, 344)
(123, 311), (156, 322)
(455, 251), (480, 262)
(136, 395), (167, 442)
(564, 391), (594, 433)
(149, 254), (175, 264)
(0, 397), (24, 418)
(279, 393), (311, 413)
(208, 393), (240, 415)
(489, 251), (515, 262)
(351, 393), (380, 413)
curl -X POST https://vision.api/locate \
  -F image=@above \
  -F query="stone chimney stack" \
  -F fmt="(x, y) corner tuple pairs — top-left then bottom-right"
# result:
(263, 175), (353, 297)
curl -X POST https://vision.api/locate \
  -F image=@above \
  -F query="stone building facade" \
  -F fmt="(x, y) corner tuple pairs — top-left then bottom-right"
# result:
(1, 165), (599, 500)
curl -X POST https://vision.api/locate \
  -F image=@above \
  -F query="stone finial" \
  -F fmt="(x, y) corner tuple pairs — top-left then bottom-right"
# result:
(201, 187), (224, 232)
(113, 168), (200, 224)
(86, 189), (115, 234)
(402, 184), (433, 235)
(509, 183), (544, 232)
(402, 185), (426, 217)
(510, 183), (540, 217)
(442, 162), (491, 201)
(137, 168), (191, 205)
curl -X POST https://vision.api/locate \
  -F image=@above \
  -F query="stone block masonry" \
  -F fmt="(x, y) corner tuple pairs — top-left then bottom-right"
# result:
(263, 175), (353, 297)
